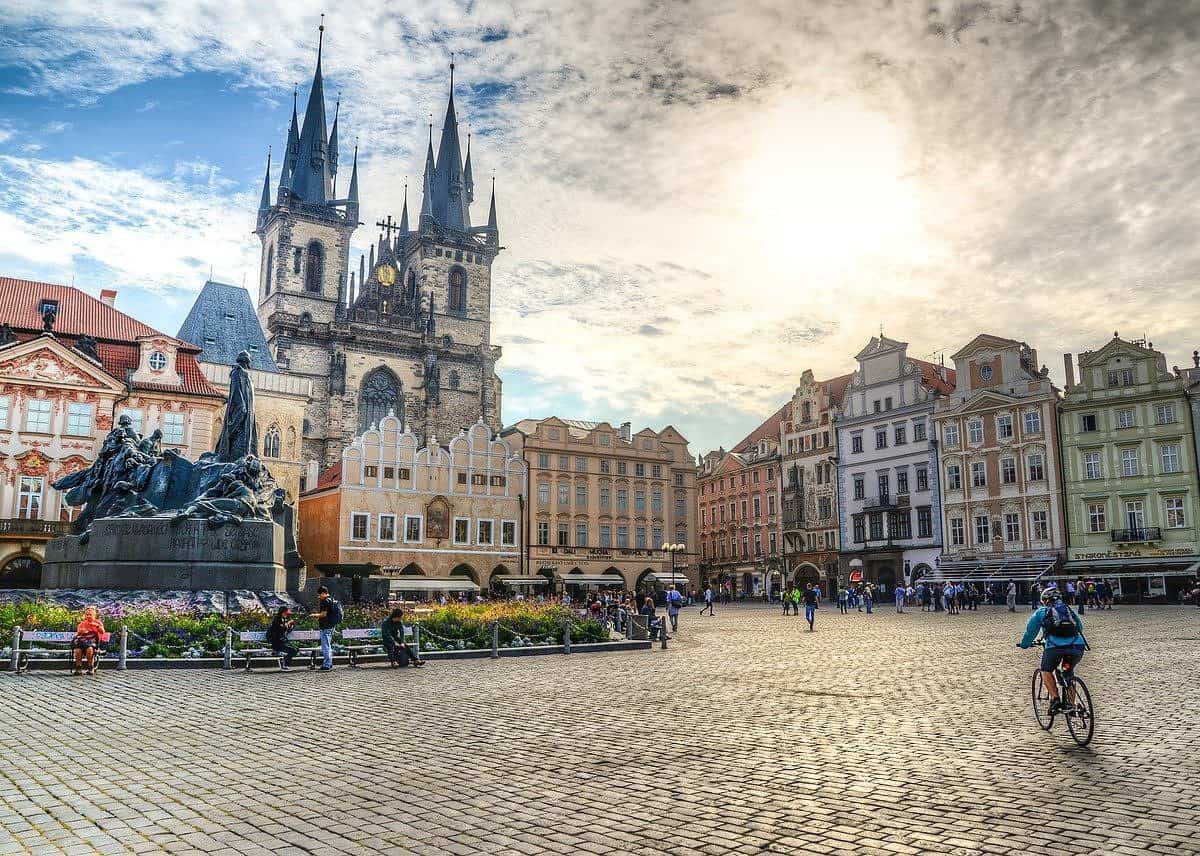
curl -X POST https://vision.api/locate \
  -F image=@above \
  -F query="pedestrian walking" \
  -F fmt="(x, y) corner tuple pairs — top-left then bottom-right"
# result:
(1006, 580), (1017, 612)
(838, 586), (849, 614)
(314, 586), (343, 671)
(863, 585), (874, 615)
(803, 584), (818, 631)
(791, 585), (802, 617)
(895, 585), (905, 614)
(782, 585), (793, 616)
(700, 586), (715, 616)
(666, 587), (683, 631)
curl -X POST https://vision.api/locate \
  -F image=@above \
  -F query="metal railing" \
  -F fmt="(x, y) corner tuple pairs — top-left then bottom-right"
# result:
(1111, 527), (1161, 543)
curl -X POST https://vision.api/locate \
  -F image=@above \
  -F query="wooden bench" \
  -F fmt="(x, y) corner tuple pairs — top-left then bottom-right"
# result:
(238, 630), (322, 671)
(343, 626), (417, 667)
(13, 630), (105, 674)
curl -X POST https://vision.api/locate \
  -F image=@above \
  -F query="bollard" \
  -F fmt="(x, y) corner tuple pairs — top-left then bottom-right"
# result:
(9, 625), (20, 672)
(491, 621), (499, 659)
(623, 610), (632, 640)
(222, 626), (233, 671)
(563, 621), (572, 655)
(660, 618), (668, 650)
(413, 624), (421, 656)
(118, 625), (128, 671)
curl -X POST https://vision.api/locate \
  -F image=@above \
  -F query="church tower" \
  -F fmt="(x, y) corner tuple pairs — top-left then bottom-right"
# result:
(256, 30), (502, 469)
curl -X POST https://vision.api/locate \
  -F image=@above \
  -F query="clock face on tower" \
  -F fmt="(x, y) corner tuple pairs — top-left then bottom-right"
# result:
(376, 263), (396, 286)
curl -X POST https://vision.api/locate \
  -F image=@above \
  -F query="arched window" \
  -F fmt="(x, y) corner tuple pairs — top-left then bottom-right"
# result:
(263, 425), (282, 458)
(359, 367), (401, 432)
(265, 244), (274, 295)
(286, 426), (297, 457)
(293, 247), (302, 274)
(449, 370), (460, 390)
(448, 267), (466, 311)
(305, 241), (324, 293)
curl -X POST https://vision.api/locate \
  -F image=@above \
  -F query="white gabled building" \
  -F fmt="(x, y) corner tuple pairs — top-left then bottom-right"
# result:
(835, 336), (956, 589)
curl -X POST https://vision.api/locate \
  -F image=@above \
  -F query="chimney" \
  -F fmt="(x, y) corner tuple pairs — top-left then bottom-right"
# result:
(99, 289), (117, 307)
(1063, 353), (1075, 391)
(620, 421), (631, 442)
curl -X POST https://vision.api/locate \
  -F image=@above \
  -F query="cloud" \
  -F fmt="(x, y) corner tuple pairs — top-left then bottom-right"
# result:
(2, 0), (1200, 453)
(136, 100), (158, 112)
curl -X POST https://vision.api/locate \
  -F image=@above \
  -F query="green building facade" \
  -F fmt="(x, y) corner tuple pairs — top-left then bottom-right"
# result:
(1059, 335), (1200, 600)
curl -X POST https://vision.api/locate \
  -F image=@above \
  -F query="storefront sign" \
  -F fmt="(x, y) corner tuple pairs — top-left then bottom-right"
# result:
(1070, 545), (1196, 561)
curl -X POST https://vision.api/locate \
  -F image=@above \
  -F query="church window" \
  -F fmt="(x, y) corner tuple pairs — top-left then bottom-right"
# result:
(449, 371), (460, 390)
(448, 267), (467, 311)
(305, 242), (324, 293)
(293, 248), (302, 274)
(286, 426), (296, 456)
(263, 425), (282, 458)
(359, 368), (401, 433)
(265, 244), (274, 294)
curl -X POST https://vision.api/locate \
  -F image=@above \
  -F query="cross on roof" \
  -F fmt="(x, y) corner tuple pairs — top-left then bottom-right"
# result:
(375, 215), (403, 240)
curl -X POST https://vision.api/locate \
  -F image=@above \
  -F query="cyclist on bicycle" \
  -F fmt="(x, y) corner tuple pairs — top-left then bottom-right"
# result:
(1018, 585), (1087, 715)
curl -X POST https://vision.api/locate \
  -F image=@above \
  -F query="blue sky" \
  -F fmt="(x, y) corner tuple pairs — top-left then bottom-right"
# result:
(3, 1), (1200, 457)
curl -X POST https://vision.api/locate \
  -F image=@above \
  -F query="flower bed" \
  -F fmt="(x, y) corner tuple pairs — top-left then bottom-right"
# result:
(1, 600), (608, 660)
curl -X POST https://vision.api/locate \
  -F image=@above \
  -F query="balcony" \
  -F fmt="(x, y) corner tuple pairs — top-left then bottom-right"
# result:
(1111, 527), (1161, 543)
(0, 518), (71, 538)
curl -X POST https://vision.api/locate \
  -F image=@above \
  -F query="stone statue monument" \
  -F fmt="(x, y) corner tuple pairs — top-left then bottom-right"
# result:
(44, 357), (302, 592)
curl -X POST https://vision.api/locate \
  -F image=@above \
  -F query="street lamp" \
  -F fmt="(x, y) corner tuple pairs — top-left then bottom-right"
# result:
(661, 543), (686, 590)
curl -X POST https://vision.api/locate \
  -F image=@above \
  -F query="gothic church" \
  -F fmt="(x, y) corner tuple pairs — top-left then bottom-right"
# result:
(254, 26), (502, 467)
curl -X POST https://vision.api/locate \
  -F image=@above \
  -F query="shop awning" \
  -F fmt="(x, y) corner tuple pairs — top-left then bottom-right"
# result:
(1056, 558), (1200, 579)
(561, 574), (625, 585)
(494, 575), (551, 587)
(648, 572), (689, 586)
(388, 578), (480, 592)
(923, 557), (1057, 584)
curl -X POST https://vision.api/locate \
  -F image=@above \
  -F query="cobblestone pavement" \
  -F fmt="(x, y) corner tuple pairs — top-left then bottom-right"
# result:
(2, 604), (1198, 856)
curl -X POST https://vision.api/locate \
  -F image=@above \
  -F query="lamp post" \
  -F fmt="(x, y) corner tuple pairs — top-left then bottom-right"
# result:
(661, 543), (686, 591)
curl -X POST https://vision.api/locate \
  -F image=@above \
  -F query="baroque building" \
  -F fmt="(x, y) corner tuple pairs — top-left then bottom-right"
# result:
(1059, 334), (1200, 599)
(255, 29), (502, 468)
(835, 336), (954, 589)
(177, 281), (312, 501)
(503, 418), (696, 592)
(298, 417), (525, 598)
(779, 370), (851, 589)
(0, 278), (225, 585)
(933, 334), (1066, 575)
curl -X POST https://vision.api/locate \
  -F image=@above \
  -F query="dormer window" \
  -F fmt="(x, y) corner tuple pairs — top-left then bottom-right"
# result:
(148, 351), (167, 371)
(39, 299), (59, 315)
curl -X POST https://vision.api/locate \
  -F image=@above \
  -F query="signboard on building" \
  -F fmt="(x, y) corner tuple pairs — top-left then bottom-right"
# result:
(1069, 545), (1196, 562)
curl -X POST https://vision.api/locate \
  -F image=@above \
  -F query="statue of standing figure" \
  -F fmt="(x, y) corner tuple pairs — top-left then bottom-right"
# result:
(214, 350), (258, 461)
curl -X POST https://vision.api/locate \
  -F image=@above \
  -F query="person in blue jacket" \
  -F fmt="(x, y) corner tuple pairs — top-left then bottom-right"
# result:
(1019, 585), (1087, 715)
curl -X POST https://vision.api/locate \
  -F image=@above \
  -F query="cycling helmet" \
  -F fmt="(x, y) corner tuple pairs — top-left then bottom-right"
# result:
(1039, 586), (1059, 604)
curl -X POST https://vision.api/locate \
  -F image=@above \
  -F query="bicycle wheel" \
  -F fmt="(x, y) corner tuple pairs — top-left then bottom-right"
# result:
(1031, 670), (1054, 730)
(1064, 676), (1095, 747)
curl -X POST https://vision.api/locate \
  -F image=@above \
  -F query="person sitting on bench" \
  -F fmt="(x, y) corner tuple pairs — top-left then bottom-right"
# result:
(381, 608), (425, 667)
(266, 606), (299, 670)
(72, 606), (109, 676)
(639, 597), (663, 636)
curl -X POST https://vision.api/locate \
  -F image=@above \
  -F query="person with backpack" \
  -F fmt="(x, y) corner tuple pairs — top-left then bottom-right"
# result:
(314, 586), (343, 671)
(1018, 586), (1087, 716)
(381, 608), (424, 667)
(802, 584), (818, 631)
(665, 587), (683, 631)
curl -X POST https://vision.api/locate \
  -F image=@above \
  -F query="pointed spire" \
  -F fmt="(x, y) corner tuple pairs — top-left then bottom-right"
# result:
(259, 147), (272, 210)
(328, 93), (340, 178)
(278, 87), (300, 196)
(399, 181), (409, 233)
(346, 144), (359, 208)
(429, 58), (469, 229)
(464, 132), (474, 204)
(487, 174), (498, 238)
(421, 122), (435, 220)
(358, 253), (365, 294)
(290, 16), (333, 206)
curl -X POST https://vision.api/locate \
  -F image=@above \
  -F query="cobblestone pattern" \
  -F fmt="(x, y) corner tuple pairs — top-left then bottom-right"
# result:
(1, 605), (1198, 855)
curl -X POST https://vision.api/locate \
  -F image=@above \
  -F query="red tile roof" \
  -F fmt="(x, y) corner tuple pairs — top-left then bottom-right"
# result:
(0, 276), (222, 398)
(732, 402), (788, 454)
(310, 462), (343, 493)
(912, 358), (956, 395)
(821, 372), (854, 406)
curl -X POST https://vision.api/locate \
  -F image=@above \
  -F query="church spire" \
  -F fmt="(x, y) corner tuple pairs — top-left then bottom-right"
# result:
(487, 174), (499, 242)
(429, 58), (469, 230)
(346, 144), (359, 220)
(420, 122), (435, 221)
(289, 16), (334, 207)
(278, 87), (300, 197)
(399, 182), (409, 233)
(259, 147), (272, 211)
(463, 132), (474, 204)
(328, 93), (341, 187)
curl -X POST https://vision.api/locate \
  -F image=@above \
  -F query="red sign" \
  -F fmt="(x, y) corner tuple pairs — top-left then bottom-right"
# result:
(849, 570), (863, 583)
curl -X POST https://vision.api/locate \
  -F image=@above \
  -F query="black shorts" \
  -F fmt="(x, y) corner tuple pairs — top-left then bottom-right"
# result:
(73, 639), (97, 651)
(1040, 645), (1084, 673)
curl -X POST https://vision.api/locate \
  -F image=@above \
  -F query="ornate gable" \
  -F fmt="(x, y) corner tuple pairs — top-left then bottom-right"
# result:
(0, 337), (123, 391)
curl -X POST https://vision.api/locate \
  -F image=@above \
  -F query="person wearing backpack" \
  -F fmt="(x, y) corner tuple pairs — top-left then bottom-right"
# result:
(314, 586), (343, 671)
(1018, 586), (1087, 716)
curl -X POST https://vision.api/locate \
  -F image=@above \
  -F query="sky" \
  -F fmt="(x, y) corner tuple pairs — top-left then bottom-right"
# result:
(2, 1), (1199, 458)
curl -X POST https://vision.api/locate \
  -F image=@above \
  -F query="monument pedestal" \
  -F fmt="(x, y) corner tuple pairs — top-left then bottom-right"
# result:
(43, 518), (286, 591)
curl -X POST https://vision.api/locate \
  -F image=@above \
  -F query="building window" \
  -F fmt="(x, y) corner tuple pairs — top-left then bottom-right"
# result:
(538, 453), (551, 468)
(943, 424), (960, 447)
(265, 244), (274, 293)
(537, 484), (550, 505)
(650, 464), (661, 479)
(1087, 502), (1106, 533)
(358, 367), (401, 433)
(634, 463), (645, 477)
(868, 513), (883, 540)
(501, 521), (517, 546)
(537, 522), (549, 546)
(350, 513), (369, 541)
(915, 467), (929, 492)
(575, 523), (587, 547)
(853, 475), (865, 500)
(1083, 451), (1102, 480)
(559, 455), (569, 470)
(967, 420), (983, 445)
(971, 462), (986, 488)
(1027, 454), (1045, 481)
(1107, 368), (1136, 387)
(617, 489), (628, 512)
(1160, 443), (1181, 474)
(651, 490), (663, 513)
(1028, 509), (1048, 541)
(818, 497), (831, 520)
(946, 464), (961, 491)
(895, 469), (909, 495)
(262, 424), (281, 457)
(1000, 457), (1017, 484)
(974, 514), (991, 545)
(674, 472), (685, 486)
(378, 514), (397, 542)
(558, 484), (569, 506)
(1164, 497), (1186, 529)
(477, 520), (494, 545)
(768, 531), (776, 554)
(293, 247), (302, 274)
(875, 428), (887, 450)
(159, 412), (185, 446)
(1115, 408), (1136, 429)
(404, 515), (423, 543)
(997, 415), (1013, 440)
(894, 424), (907, 445)
(454, 518), (470, 544)
(1023, 411), (1042, 434)
(575, 457), (588, 473)
(1004, 512), (1021, 543)
(617, 525), (629, 548)
(1120, 448), (1140, 477)
(65, 402), (94, 436)
(17, 476), (43, 520)
(917, 506), (933, 538)
(769, 495), (776, 516)
(0, 396), (9, 430)
(303, 241), (325, 293)
(949, 517), (965, 546)
(448, 267), (467, 311)
(600, 459), (611, 475)
(148, 351), (167, 372)
(851, 433), (863, 454)
(1155, 403), (1176, 425)
(853, 515), (865, 543)
(616, 461), (627, 475)
(1080, 413), (1098, 432)
(600, 487), (611, 510)
(877, 473), (890, 500)
(635, 490), (646, 512)
(24, 399), (52, 433)
(912, 419), (926, 442)
(599, 525), (612, 548)
(752, 496), (761, 519)
(557, 523), (569, 546)
(1123, 500), (1145, 531)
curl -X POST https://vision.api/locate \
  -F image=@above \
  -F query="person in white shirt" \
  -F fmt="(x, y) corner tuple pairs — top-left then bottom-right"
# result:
(699, 586), (715, 616)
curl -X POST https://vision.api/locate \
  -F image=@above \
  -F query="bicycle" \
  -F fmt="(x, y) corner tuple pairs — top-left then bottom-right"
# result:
(1029, 640), (1095, 747)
